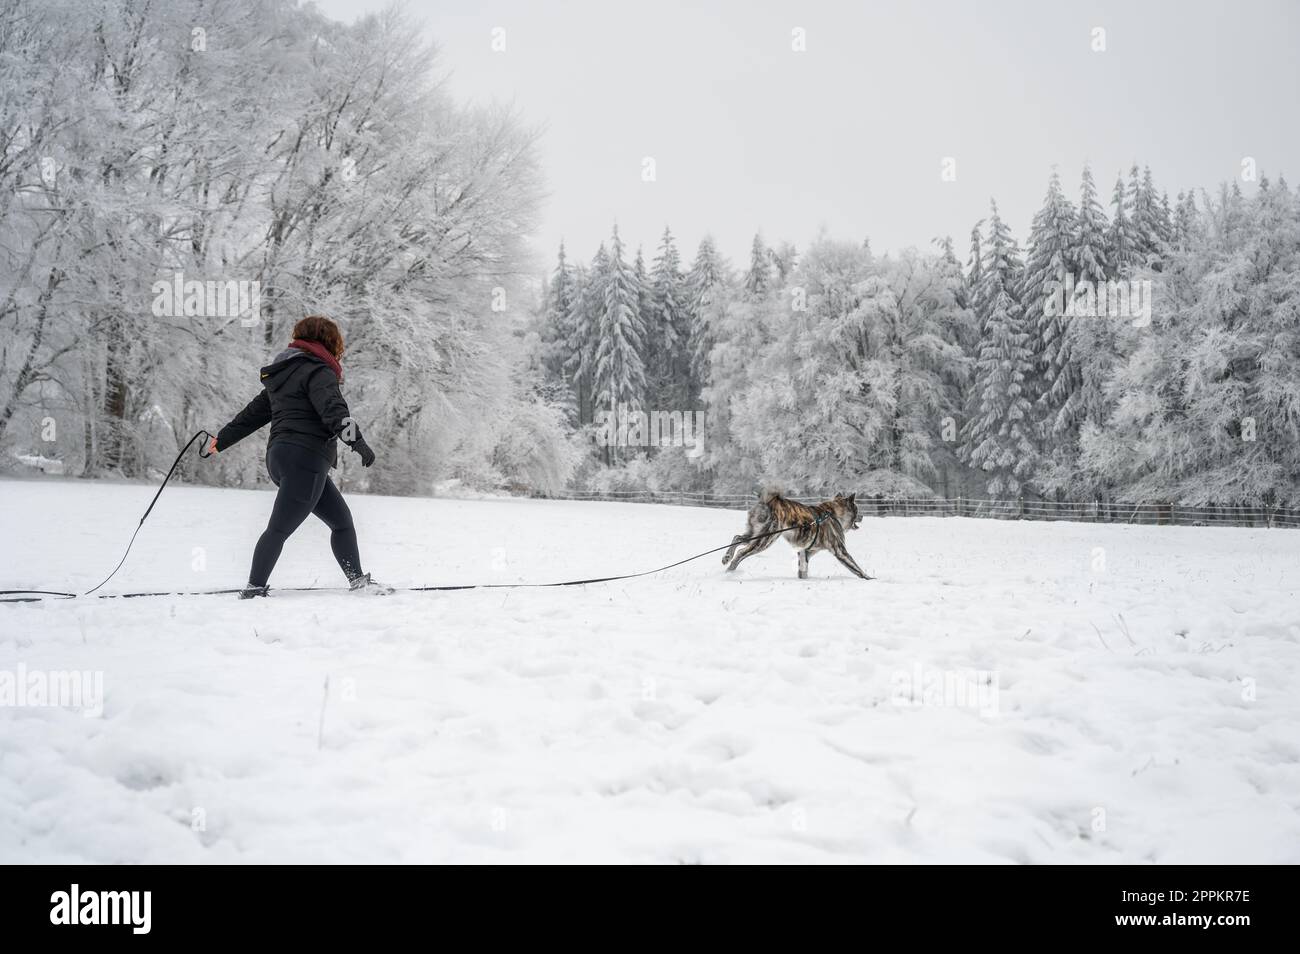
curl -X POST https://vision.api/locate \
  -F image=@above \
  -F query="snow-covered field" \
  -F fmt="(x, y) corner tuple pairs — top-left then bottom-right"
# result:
(1, 477), (1297, 864)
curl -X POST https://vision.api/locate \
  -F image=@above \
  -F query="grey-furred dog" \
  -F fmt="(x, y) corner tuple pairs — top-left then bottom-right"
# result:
(721, 488), (871, 579)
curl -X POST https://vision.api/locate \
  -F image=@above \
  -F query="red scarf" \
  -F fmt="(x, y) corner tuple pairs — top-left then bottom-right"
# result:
(288, 338), (343, 382)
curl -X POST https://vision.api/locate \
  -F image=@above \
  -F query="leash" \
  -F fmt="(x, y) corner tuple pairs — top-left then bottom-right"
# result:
(0, 429), (214, 602)
(408, 523), (802, 591)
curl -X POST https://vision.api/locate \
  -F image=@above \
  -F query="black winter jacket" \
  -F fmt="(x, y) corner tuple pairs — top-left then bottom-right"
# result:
(215, 349), (362, 467)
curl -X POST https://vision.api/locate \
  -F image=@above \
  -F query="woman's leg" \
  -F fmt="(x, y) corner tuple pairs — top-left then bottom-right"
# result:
(248, 445), (328, 587)
(311, 477), (362, 581)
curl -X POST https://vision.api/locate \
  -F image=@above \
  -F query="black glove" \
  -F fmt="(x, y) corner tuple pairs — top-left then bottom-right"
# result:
(349, 436), (376, 468)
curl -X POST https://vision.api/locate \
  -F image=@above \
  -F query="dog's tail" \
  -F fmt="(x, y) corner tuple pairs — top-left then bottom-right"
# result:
(759, 485), (784, 504)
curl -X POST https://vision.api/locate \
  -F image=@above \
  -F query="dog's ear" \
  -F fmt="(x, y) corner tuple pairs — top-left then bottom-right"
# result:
(848, 492), (856, 503)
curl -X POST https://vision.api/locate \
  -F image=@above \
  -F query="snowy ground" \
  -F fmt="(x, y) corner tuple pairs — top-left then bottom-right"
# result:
(1, 477), (1298, 864)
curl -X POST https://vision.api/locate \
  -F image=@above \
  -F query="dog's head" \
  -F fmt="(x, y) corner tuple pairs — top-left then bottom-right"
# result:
(832, 492), (861, 531)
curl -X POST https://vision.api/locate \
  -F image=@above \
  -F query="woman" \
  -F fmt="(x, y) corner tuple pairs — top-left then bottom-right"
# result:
(209, 315), (391, 598)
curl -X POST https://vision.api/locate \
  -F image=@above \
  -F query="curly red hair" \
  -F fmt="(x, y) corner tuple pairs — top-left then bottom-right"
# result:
(291, 315), (344, 358)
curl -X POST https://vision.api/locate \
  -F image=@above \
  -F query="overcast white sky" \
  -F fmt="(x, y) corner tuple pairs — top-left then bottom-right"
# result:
(311, 0), (1299, 273)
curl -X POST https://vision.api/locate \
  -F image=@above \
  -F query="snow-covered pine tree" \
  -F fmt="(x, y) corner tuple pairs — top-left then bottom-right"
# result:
(930, 236), (980, 494)
(1157, 189), (1174, 247)
(966, 220), (985, 315)
(933, 237), (969, 314)
(1108, 173), (1140, 275)
(648, 227), (688, 409)
(632, 244), (653, 404)
(1129, 165), (1164, 266)
(593, 226), (647, 447)
(770, 241), (798, 284)
(1057, 164), (1117, 435)
(961, 200), (1038, 497)
(744, 233), (772, 299)
(1173, 191), (1199, 249)
(684, 236), (727, 402)
(933, 235), (979, 360)
(564, 247), (607, 426)
(1022, 170), (1078, 434)
(634, 245), (650, 318)
(536, 243), (579, 420)
(1224, 179), (1249, 238)
(1074, 166), (1110, 283)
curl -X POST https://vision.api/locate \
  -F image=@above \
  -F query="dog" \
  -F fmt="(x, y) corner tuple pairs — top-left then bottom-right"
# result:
(721, 488), (870, 580)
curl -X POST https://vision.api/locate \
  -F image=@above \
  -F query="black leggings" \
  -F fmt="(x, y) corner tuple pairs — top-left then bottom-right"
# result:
(249, 442), (362, 587)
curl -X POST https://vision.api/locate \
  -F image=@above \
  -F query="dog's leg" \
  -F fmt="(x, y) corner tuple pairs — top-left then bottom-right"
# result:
(723, 507), (768, 565)
(725, 531), (779, 573)
(797, 548), (810, 579)
(828, 540), (872, 580)
(721, 534), (749, 566)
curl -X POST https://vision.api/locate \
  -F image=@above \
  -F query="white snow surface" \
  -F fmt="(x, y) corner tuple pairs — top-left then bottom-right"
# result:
(1, 478), (1298, 864)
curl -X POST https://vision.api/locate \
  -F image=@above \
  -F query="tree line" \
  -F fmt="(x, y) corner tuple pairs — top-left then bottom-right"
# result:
(532, 164), (1300, 506)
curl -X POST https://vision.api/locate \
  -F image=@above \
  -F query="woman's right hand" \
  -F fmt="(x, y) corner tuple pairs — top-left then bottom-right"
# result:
(206, 436), (219, 456)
